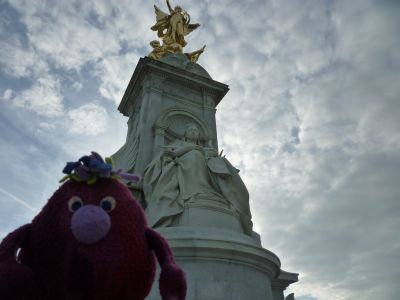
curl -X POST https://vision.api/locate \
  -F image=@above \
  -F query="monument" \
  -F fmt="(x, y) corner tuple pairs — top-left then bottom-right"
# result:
(112, 1), (298, 299)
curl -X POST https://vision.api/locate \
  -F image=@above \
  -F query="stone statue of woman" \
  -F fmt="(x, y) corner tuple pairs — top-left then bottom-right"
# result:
(143, 123), (253, 235)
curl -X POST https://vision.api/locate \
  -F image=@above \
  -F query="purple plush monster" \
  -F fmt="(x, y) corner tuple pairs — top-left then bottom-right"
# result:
(0, 152), (186, 300)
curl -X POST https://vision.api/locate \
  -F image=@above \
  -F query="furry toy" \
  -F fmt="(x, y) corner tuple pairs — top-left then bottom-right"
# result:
(0, 152), (186, 300)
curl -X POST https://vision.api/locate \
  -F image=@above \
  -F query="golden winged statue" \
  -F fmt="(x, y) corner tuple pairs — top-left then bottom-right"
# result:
(148, 0), (205, 62)
(151, 0), (200, 48)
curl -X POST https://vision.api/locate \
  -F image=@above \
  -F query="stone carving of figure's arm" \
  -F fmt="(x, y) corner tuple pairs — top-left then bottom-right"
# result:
(161, 149), (176, 163)
(161, 144), (202, 159)
(173, 144), (202, 157)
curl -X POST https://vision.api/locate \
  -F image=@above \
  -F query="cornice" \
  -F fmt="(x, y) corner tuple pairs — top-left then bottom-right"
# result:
(118, 57), (229, 116)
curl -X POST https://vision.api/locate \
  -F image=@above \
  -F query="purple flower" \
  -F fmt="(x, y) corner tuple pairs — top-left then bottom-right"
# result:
(61, 152), (140, 184)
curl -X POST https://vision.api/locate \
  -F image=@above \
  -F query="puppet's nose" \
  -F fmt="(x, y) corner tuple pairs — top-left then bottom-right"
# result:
(71, 205), (111, 244)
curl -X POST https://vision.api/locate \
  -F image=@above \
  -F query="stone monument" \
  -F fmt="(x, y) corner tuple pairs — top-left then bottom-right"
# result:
(112, 1), (298, 299)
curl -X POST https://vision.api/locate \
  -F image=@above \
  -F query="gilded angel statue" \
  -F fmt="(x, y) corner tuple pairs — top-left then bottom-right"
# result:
(151, 0), (200, 49)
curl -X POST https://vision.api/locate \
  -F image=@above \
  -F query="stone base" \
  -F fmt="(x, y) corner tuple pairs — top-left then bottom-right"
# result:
(147, 227), (297, 300)
(170, 202), (244, 233)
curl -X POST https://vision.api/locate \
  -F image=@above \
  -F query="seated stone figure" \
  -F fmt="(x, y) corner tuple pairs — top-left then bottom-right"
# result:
(143, 123), (253, 235)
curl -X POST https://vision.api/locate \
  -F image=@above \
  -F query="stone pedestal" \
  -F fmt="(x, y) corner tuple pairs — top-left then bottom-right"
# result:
(112, 54), (298, 299)
(146, 227), (282, 300)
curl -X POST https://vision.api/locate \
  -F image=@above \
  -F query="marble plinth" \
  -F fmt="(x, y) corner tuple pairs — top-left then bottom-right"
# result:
(146, 227), (296, 300)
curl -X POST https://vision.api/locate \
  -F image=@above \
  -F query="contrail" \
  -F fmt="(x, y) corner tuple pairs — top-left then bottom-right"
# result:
(0, 187), (39, 213)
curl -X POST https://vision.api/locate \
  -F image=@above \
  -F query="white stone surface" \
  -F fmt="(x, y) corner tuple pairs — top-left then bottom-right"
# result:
(146, 227), (280, 300)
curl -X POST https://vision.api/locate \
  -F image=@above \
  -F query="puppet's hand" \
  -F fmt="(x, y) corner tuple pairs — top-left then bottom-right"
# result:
(0, 258), (34, 300)
(159, 262), (186, 300)
(0, 224), (34, 300)
(146, 228), (187, 300)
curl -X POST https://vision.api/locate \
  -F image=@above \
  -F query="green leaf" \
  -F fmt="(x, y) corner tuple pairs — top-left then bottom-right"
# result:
(87, 175), (97, 185)
(105, 157), (114, 167)
(59, 175), (70, 183)
(111, 174), (120, 180)
(71, 174), (83, 182)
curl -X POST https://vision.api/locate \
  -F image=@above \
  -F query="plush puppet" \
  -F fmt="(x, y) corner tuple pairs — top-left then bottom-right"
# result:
(0, 152), (186, 300)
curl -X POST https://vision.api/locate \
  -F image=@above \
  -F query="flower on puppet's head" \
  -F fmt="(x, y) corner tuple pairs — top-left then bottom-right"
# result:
(60, 152), (140, 184)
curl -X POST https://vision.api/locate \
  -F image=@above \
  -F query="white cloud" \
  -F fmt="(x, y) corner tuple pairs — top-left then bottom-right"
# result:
(37, 122), (56, 132)
(7, 0), (153, 72)
(94, 53), (140, 104)
(0, 40), (48, 78)
(72, 82), (83, 91)
(12, 75), (64, 117)
(7, 1), (120, 72)
(1, 89), (13, 100)
(4, 0), (154, 108)
(67, 103), (108, 136)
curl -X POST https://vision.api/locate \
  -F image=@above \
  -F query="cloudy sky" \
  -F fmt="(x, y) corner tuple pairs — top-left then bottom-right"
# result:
(1, 0), (399, 299)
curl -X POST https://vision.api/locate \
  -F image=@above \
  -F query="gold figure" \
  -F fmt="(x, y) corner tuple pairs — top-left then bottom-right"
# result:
(151, 0), (200, 48)
(148, 40), (164, 60)
(185, 45), (206, 63)
(148, 0), (205, 61)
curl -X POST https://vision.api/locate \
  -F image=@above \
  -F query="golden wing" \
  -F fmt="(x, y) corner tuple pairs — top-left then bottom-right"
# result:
(183, 23), (200, 36)
(151, 5), (171, 37)
(153, 5), (169, 22)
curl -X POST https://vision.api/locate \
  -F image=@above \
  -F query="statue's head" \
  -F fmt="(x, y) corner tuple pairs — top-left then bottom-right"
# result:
(184, 123), (200, 141)
(174, 6), (182, 13)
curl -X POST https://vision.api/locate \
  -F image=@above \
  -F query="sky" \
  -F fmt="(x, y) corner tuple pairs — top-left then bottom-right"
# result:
(0, 0), (399, 299)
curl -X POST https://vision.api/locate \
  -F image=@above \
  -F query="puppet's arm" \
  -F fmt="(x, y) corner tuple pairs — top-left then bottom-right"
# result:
(146, 228), (186, 300)
(0, 224), (34, 300)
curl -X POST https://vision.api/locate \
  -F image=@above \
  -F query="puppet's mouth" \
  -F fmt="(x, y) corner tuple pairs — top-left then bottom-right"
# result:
(70, 205), (111, 244)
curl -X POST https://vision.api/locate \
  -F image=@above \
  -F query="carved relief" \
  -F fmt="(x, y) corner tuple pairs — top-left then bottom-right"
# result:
(143, 119), (253, 234)
(153, 108), (210, 152)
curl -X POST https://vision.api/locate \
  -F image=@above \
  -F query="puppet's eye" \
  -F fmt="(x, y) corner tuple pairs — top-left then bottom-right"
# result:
(68, 196), (83, 212)
(100, 196), (116, 212)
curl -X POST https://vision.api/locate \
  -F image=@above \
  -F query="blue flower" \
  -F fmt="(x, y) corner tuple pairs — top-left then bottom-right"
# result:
(60, 152), (140, 184)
